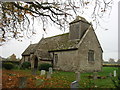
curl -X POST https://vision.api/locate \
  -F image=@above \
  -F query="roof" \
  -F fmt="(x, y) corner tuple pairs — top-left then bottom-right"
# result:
(22, 16), (102, 60)
(22, 44), (37, 56)
(33, 33), (80, 60)
(36, 33), (80, 51)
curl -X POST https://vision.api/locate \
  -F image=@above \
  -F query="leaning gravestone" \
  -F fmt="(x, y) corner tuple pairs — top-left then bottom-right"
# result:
(18, 77), (27, 88)
(41, 70), (46, 75)
(49, 67), (53, 74)
(114, 70), (117, 77)
(46, 72), (51, 79)
(70, 81), (79, 89)
(93, 72), (98, 80)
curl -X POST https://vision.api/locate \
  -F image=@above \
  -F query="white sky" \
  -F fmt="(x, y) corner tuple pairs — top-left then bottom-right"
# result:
(0, 0), (119, 61)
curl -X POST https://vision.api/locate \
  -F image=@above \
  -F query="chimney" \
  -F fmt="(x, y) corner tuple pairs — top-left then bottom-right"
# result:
(69, 16), (90, 40)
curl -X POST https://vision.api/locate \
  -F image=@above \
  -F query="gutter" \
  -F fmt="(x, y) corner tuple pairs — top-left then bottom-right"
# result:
(48, 48), (78, 52)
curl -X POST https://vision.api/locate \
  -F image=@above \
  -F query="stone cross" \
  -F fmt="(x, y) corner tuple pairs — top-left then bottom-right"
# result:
(49, 67), (53, 74)
(70, 81), (79, 89)
(18, 77), (27, 88)
(93, 72), (98, 80)
(75, 71), (80, 82)
(41, 70), (46, 75)
(46, 72), (51, 79)
(114, 70), (117, 77)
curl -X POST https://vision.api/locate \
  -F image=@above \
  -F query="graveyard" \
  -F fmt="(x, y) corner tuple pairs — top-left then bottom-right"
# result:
(2, 67), (119, 88)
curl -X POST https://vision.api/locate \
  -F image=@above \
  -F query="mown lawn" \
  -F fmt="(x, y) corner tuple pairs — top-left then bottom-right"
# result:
(2, 67), (119, 88)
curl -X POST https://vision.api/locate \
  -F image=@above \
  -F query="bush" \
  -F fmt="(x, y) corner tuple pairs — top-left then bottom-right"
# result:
(14, 64), (20, 70)
(38, 63), (52, 71)
(21, 61), (31, 69)
(2, 62), (14, 70)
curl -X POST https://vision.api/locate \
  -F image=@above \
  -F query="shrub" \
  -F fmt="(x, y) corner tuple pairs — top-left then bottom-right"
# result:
(21, 61), (31, 69)
(38, 63), (52, 71)
(2, 62), (14, 70)
(14, 64), (20, 70)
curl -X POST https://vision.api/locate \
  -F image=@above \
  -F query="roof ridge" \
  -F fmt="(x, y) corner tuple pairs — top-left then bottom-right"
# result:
(44, 33), (69, 39)
(30, 43), (37, 45)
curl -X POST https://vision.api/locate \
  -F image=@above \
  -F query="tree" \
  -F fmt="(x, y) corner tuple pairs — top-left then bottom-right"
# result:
(117, 59), (120, 64)
(16, 57), (21, 61)
(109, 58), (115, 64)
(0, 0), (113, 44)
(8, 54), (17, 61)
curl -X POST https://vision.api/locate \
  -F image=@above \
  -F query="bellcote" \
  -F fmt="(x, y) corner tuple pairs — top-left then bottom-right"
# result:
(69, 16), (90, 40)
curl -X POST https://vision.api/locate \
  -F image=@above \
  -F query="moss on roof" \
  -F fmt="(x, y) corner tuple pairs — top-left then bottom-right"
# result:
(36, 33), (79, 51)
(33, 33), (80, 59)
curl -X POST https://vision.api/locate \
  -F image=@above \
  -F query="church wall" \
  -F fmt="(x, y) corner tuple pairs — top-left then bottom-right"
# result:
(77, 27), (103, 72)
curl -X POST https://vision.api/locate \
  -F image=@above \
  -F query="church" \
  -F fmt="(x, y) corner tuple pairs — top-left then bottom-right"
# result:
(22, 16), (103, 72)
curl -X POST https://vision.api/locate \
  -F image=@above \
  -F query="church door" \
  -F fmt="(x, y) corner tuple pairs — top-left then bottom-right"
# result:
(34, 56), (38, 69)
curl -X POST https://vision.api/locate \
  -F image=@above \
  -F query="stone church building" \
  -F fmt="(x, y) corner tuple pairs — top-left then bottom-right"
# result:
(22, 16), (103, 72)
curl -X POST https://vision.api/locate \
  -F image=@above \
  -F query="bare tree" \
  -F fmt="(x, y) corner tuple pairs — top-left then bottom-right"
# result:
(0, 0), (113, 44)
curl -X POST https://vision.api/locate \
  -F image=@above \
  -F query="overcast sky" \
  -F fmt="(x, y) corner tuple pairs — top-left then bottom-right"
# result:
(0, 0), (119, 61)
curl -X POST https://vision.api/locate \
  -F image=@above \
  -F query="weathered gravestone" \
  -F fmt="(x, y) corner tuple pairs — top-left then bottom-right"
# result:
(49, 67), (53, 74)
(46, 72), (51, 79)
(114, 70), (117, 77)
(41, 70), (46, 75)
(32, 68), (37, 75)
(75, 71), (80, 82)
(18, 77), (27, 88)
(93, 72), (98, 80)
(70, 81), (79, 89)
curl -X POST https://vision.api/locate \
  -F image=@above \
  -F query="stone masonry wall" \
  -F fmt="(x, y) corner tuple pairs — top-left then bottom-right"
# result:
(77, 27), (103, 72)
(53, 27), (102, 72)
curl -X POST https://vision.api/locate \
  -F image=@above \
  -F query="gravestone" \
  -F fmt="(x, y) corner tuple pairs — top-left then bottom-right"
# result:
(46, 72), (51, 79)
(18, 77), (27, 88)
(109, 73), (112, 77)
(70, 81), (79, 89)
(32, 68), (37, 75)
(75, 71), (80, 82)
(41, 70), (46, 75)
(49, 67), (53, 74)
(93, 72), (98, 80)
(114, 70), (117, 77)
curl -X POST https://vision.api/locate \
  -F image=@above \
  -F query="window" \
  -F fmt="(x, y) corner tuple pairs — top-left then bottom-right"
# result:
(88, 50), (94, 61)
(54, 54), (58, 65)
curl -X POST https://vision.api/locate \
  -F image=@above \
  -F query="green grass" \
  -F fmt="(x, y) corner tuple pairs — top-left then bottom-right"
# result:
(52, 67), (118, 88)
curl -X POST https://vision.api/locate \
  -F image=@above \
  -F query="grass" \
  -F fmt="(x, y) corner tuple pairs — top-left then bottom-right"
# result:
(52, 67), (118, 88)
(2, 67), (119, 88)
